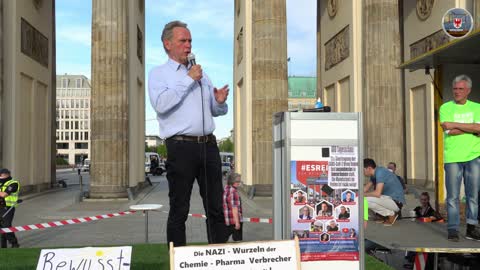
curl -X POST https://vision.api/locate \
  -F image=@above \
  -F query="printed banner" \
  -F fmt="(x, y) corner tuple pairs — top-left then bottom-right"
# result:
(290, 146), (359, 262)
(328, 146), (358, 189)
(171, 240), (300, 270)
(36, 246), (132, 270)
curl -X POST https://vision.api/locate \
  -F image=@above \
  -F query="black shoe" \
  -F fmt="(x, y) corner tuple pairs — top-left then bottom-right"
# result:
(448, 230), (460, 242)
(466, 224), (480, 241)
(11, 243), (19, 248)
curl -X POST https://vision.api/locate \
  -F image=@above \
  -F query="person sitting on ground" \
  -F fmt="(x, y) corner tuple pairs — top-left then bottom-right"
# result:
(414, 192), (442, 221)
(387, 162), (407, 193)
(364, 158), (406, 226)
(403, 192), (442, 269)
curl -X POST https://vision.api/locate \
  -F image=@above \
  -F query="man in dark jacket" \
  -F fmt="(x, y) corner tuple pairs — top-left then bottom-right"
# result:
(0, 168), (20, 248)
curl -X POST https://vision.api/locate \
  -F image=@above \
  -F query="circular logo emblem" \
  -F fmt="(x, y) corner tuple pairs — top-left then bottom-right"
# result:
(442, 8), (473, 39)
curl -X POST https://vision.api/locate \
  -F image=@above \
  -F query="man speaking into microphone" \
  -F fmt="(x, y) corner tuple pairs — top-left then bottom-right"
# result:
(148, 20), (229, 247)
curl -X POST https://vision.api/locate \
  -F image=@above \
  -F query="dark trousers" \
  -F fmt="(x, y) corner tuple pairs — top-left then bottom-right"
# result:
(0, 207), (18, 248)
(165, 139), (226, 247)
(226, 223), (243, 242)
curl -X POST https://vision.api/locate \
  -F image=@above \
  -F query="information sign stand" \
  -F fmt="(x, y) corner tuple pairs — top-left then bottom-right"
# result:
(273, 112), (364, 270)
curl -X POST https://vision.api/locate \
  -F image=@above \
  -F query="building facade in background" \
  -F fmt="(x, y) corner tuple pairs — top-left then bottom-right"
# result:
(1, 0), (479, 200)
(0, 0), (56, 193)
(145, 135), (163, 148)
(234, 0), (480, 200)
(233, 0), (288, 196)
(288, 76), (317, 110)
(55, 75), (91, 165)
(0, 0), (145, 198)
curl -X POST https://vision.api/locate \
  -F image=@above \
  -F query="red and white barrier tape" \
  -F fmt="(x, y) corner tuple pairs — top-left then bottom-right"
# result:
(414, 252), (428, 270)
(0, 210), (136, 234)
(243, 217), (272, 224)
(0, 209), (271, 234)
(162, 210), (272, 224)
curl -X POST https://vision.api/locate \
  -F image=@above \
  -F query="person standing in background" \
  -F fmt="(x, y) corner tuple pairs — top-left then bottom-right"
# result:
(440, 74), (480, 241)
(223, 173), (243, 242)
(0, 168), (20, 248)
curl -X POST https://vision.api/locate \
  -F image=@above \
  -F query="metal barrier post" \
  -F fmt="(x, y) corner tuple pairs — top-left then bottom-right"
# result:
(78, 168), (83, 202)
(145, 210), (149, 243)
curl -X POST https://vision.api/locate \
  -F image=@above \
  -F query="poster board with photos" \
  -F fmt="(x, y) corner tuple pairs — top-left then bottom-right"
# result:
(273, 112), (363, 270)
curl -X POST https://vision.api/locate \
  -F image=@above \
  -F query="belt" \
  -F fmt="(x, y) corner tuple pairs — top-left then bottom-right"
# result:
(168, 134), (216, 143)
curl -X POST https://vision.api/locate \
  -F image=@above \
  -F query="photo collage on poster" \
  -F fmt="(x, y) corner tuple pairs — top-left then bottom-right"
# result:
(290, 146), (360, 262)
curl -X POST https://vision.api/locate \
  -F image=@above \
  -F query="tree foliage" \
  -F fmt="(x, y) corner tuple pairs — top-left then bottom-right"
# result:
(218, 138), (234, 153)
(157, 144), (167, 157)
(145, 144), (167, 158)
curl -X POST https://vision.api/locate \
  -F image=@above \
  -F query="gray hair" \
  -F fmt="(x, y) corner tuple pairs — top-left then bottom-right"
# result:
(227, 173), (241, 185)
(452, 75), (472, 89)
(161, 20), (188, 53)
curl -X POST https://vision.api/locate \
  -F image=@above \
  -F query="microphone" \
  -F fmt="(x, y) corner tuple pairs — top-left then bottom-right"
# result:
(187, 53), (201, 86)
(187, 53), (196, 67)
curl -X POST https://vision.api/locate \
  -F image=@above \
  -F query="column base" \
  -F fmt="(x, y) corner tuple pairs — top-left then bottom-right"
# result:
(241, 184), (272, 197)
(89, 185), (129, 199)
(21, 183), (51, 195)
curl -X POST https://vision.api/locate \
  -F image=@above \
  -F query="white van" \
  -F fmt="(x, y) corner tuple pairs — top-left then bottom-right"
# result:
(82, 158), (90, 172)
(145, 152), (165, 176)
(220, 152), (234, 163)
(220, 152), (233, 175)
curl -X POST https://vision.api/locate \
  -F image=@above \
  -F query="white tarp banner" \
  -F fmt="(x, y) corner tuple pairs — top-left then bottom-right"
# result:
(36, 246), (132, 270)
(171, 240), (300, 270)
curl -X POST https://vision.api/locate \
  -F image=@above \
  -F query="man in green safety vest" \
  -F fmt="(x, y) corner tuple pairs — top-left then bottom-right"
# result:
(0, 168), (20, 248)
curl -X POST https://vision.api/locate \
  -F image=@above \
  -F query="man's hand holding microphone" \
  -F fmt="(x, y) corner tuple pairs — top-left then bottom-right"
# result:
(188, 65), (203, 82)
(187, 53), (229, 104)
(187, 53), (203, 81)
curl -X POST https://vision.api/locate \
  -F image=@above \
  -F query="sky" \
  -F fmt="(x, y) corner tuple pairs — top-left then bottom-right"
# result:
(55, 0), (317, 139)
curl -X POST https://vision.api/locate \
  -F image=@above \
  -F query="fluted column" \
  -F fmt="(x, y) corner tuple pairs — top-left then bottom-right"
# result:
(476, 0), (480, 29)
(91, 0), (129, 198)
(251, 0), (288, 193)
(316, 0), (322, 100)
(363, 0), (405, 173)
(0, 0), (3, 167)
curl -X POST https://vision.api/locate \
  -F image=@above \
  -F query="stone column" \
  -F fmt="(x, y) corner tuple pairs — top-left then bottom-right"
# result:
(476, 0), (480, 29)
(0, 0), (3, 167)
(90, 0), (129, 198)
(363, 0), (405, 174)
(50, 0), (57, 187)
(251, 0), (288, 194)
(316, 0), (322, 100)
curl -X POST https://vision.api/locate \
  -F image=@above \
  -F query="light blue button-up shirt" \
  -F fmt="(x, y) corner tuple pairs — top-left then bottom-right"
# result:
(148, 58), (228, 139)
